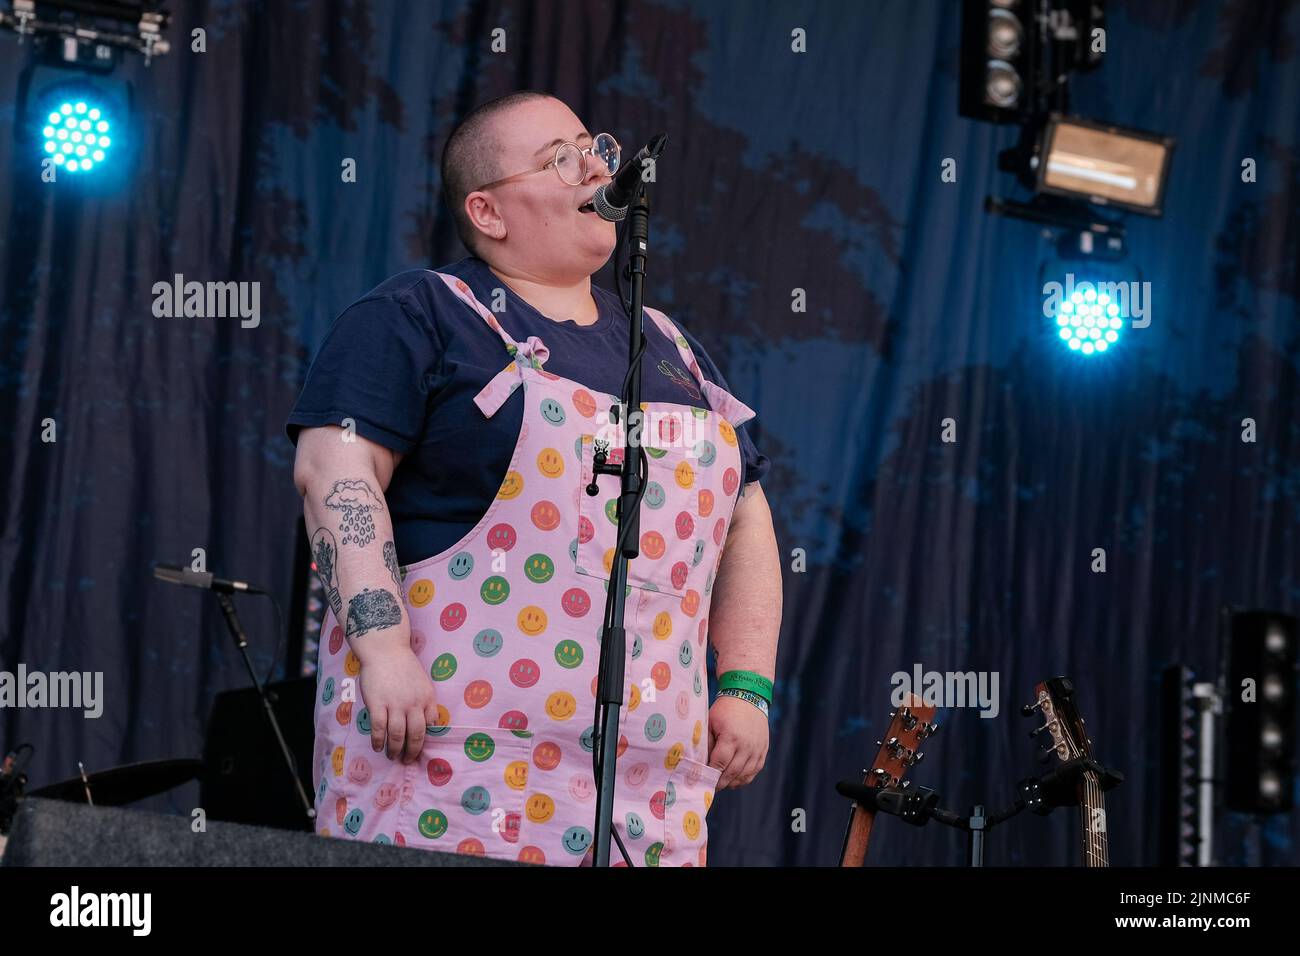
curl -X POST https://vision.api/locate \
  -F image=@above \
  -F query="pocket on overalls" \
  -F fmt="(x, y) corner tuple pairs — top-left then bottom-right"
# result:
(575, 432), (701, 598)
(323, 736), (404, 845)
(515, 756), (600, 867)
(656, 755), (723, 867)
(404, 725), (534, 858)
(317, 690), (391, 841)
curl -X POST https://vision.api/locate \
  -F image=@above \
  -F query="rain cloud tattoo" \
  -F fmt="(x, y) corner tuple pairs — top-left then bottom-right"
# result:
(323, 478), (384, 547)
(382, 541), (402, 591)
(345, 587), (403, 638)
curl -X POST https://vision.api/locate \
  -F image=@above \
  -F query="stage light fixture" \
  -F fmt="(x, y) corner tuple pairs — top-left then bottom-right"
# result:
(6, 3), (169, 186)
(1, 1), (171, 64)
(20, 76), (128, 182)
(959, 0), (1037, 123)
(1036, 115), (1175, 216)
(1224, 610), (1297, 814)
(41, 96), (114, 173)
(1049, 281), (1124, 357)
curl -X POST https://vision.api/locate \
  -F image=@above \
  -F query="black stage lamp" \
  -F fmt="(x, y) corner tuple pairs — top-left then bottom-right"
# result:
(1224, 610), (1297, 814)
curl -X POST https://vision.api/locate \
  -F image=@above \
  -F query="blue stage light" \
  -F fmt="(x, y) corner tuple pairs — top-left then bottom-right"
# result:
(41, 97), (115, 174)
(1053, 281), (1125, 357)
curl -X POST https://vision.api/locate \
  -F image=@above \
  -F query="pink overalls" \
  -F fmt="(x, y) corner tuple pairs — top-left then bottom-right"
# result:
(311, 272), (756, 866)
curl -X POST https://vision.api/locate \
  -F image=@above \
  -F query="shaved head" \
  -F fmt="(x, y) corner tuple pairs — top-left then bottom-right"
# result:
(440, 90), (556, 256)
(441, 92), (617, 283)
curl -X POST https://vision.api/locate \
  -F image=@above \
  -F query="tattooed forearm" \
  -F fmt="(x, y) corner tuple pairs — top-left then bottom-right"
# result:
(382, 541), (403, 591)
(323, 478), (385, 547)
(295, 429), (411, 656)
(345, 587), (403, 638)
(310, 527), (343, 617)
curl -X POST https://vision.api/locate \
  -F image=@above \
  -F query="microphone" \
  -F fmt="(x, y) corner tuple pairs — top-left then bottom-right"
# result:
(153, 562), (267, 595)
(591, 133), (668, 222)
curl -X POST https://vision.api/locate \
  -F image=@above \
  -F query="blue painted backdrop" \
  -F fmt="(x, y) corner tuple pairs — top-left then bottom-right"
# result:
(1, 0), (1297, 865)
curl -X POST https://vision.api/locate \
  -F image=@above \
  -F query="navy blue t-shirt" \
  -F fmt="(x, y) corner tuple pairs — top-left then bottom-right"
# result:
(286, 256), (769, 564)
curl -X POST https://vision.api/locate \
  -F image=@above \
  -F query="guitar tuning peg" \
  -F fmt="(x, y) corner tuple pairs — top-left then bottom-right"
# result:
(1037, 746), (1055, 764)
(901, 780), (911, 790)
(1020, 703), (1037, 717)
(875, 740), (882, 747)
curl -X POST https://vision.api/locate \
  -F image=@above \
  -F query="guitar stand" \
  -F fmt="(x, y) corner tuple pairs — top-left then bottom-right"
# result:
(835, 757), (1123, 866)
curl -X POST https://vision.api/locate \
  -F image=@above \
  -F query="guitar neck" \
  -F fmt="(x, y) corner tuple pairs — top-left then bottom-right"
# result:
(837, 698), (937, 866)
(1079, 769), (1110, 868)
(839, 797), (877, 867)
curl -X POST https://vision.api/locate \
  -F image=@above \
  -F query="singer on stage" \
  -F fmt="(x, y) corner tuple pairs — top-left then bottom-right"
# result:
(286, 91), (781, 866)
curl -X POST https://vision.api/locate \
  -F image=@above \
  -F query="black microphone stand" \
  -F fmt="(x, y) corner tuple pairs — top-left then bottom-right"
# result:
(589, 147), (665, 867)
(214, 592), (315, 823)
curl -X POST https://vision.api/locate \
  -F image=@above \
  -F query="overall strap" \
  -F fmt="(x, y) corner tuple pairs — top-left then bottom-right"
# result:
(431, 271), (522, 351)
(643, 306), (756, 428)
(431, 270), (551, 420)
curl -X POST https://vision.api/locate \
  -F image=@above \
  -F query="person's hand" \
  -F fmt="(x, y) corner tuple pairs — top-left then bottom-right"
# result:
(706, 695), (769, 789)
(356, 638), (438, 764)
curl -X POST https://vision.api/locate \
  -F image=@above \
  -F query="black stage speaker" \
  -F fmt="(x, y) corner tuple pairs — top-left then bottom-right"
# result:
(201, 676), (317, 830)
(2, 798), (528, 867)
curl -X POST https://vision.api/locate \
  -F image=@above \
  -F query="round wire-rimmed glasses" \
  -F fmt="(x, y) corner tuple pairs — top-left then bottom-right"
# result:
(475, 132), (622, 191)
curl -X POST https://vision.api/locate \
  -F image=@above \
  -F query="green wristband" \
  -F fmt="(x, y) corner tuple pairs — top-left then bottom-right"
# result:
(718, 670), (773, 702)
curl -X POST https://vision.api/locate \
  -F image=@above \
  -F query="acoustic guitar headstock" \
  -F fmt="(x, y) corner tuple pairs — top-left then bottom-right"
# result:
(1024, 676), (1094, 765)
(1022, 676), (1112, 867)
(838, 693), (940, 866)
(865, 694), (940, 789)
